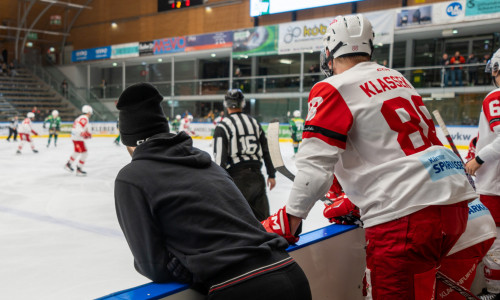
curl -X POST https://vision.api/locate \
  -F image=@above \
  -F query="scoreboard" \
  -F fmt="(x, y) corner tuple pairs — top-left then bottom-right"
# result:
(158, 0), (205, 12)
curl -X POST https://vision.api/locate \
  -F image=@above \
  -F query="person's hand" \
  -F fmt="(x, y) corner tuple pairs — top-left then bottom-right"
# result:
(261, 206), (300, 244)
(267, 177), (276, 190)
(465, 159), (482, 176)
(166, 252), (193, 284)
(323, 194), (362, 226)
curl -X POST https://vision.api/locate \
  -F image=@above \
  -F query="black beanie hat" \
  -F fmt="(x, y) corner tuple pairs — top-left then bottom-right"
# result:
(117, 82), (169, 146)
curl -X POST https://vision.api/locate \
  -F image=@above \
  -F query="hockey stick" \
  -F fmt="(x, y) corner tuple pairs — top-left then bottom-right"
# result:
(432, 110), (476, 190)
(267, 121), (480, 300)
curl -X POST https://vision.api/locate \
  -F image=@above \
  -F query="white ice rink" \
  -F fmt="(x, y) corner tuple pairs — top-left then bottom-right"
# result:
(0, 136), (331, 300)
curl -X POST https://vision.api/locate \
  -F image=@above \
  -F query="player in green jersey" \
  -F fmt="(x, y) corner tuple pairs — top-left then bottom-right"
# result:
(44, 110), (61, 147)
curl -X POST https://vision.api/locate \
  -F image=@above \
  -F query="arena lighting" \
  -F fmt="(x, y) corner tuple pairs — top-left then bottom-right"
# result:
(26, 42), (33, 47)
(279, 59), (293, 64)
(211, 53), (216, 57)
(49, 47), (55, 52)
(158, 58), (163, 62)
(111, 22), (118, 29)
(39, 0), (92, 9)
(452, 29), (458, 34)
(112, 62), (118, 67)
(205, 6), (213, 12)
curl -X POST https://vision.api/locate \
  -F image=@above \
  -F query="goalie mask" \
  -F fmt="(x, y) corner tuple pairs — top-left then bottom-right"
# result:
(321, 14), (374, 77)
(224, 89), (245, 109)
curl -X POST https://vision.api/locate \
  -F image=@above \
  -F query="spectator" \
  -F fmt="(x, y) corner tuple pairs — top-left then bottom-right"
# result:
(8, 61), (16, 77)
(114, 83), (312, 300)
(467, 53), (479, 86)
(100, 79), (107, 98)
(61, 79), (68, 98)
(440, 53), (450, 87)
(1, 62), (7, 76)
(450, 51), (465, 86)
(31, 106), (41, 121)
(308, 64), (320, 84)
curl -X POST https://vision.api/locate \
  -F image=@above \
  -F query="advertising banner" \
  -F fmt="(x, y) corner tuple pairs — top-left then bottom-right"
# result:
(232, 25), (278, 57)
(465, 0), (500, 16)
(278, 18), (331, 54)
(139, 41), (154, 56)
(277, 12), (393, 55)
(185, 31), (233, 52)
(396, 5), (433, 28)
(153, 37), (186, 55)
(71, 46), (111, 62)
(111, 42), (139, 59)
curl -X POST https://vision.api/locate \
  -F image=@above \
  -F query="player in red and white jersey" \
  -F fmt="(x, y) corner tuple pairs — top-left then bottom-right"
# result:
(465, 48), (500, 298)
(180, 114), (196, 136)
(65, 105), (92, 176)
(16, 112), (39, 154)
(261, 15), (475, 299)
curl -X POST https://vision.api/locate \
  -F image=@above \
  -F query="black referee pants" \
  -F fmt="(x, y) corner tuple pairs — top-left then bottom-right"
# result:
(230, 167), (270, 221)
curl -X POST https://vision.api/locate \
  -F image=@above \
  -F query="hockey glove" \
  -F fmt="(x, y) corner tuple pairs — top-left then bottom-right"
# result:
(261, 206), (300, 244)
(81, 131), (92, 139)
(323, 194), (362, 226)
(166, 252), (193, 284)
(465, 137), (478, 163)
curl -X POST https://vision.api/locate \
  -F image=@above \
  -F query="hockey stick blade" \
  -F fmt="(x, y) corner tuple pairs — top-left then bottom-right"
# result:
(432, 110), (476, 190)
(267, 122), (332, 205)
(268, 122), (479, 299)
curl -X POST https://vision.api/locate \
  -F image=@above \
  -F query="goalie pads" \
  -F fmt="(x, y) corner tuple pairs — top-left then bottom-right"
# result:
(323, 194), (362, 226)
(261, 206), (300, 244)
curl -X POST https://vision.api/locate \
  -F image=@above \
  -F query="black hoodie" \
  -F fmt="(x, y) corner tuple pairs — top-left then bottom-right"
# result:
(115, 132), (289, 292)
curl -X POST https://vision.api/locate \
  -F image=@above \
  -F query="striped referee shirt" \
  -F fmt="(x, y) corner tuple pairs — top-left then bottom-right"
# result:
(213, 112), (276, 178)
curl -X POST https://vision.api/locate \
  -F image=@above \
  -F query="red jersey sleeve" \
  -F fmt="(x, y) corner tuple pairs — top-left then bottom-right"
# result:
(303, 82), (353, 149)
(483, 91), (500, 131)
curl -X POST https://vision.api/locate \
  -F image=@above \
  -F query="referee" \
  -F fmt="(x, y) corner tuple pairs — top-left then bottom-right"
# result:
(213, 89), (276, 221)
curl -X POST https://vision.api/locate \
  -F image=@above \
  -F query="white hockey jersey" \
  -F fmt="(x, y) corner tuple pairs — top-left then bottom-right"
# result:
(475, 88), (500, 196)
(19, 118), (35, 135)
(448, 198), (497, 255)
(287, 61), (477, 228)
(71, 115), (91, 141)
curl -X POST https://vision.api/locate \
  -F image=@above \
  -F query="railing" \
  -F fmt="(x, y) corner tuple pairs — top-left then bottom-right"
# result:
(24, 56), (116, 121)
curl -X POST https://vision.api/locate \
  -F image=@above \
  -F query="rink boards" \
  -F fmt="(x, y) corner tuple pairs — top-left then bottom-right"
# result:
(97, 224), (367, 300)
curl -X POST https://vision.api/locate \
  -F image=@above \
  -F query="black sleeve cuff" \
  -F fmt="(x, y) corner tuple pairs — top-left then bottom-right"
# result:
(475, 156), (484, 165)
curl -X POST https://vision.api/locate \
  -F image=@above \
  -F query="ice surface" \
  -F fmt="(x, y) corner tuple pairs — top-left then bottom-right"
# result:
(0, 136), (330, 300)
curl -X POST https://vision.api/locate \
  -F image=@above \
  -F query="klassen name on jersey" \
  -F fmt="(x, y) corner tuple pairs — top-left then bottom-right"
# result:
(360, 73), (412, 98)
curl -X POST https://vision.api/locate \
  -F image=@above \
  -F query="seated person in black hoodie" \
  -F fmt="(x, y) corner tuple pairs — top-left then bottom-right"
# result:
(114, 82), (311, 300)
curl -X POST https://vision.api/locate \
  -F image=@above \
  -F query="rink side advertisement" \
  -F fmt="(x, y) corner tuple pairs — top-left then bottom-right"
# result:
(0, 122), (479, 149)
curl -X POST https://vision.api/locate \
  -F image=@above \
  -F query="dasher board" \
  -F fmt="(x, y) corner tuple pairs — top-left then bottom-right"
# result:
(97, 224), (366, 300)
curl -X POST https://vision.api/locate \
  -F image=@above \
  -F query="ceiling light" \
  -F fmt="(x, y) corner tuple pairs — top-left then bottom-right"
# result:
(211, 53), (216, 57)
(205, 6), (212, 12)
(279, 59), (293, 64)
(111, 22), (118, 29)
(158, 58), (163, 62)
(112, 62), (118, 67)
(452, 29), (458, 34)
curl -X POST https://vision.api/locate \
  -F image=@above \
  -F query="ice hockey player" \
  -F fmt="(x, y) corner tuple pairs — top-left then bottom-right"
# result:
(43, 110), (61, 147)
(288, 110), (304, 156)
(262, 14), (476, 299)
(114, 82), (311, 300)
(65, 105), (92, 176)
(465, 48), (500, 300)
(16, 112), (38, 154)
(180, 114), (195, 136)
(213, 89), (276, 221)
(171, 114), (181, 133)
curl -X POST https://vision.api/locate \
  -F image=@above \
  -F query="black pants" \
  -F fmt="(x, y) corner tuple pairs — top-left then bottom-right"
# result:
(230, 167), (269, 221)
(6, 128), (17, 141)
(207, 262), (312, 300)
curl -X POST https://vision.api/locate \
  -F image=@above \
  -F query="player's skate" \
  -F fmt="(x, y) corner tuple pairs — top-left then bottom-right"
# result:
(32, 149), (38, 153)
(16, 149), (21, 155)
(76, 166), (87, 176)
(478, 289), (500, 300)
(64, 161), (74, 172)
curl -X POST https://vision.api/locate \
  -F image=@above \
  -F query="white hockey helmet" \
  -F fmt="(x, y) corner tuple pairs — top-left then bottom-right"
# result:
(176, 114), (181, 120)
(321, 14), (374, 76)
(224, 89), (245, 109)
(485, 48), (500, 74)
(187, 115), (193, 121)
(27, 112), (35, 119)
(293, 110), (301, 118)
(82, 105), (93, 115)
(51, 110), (59, 117)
